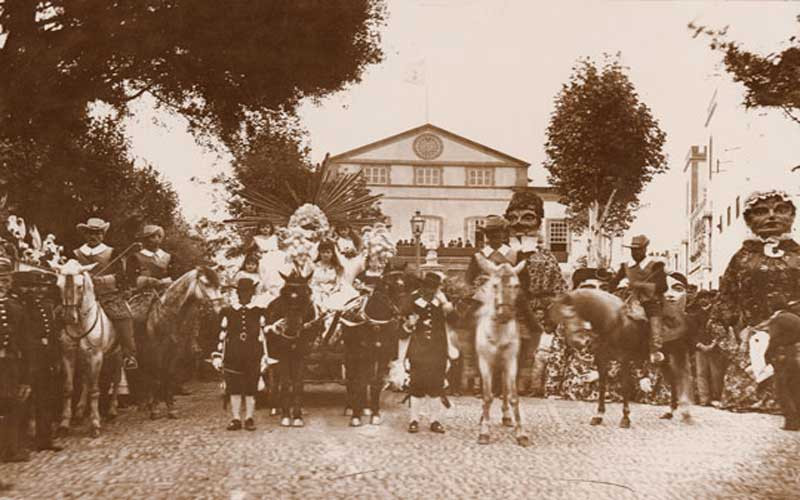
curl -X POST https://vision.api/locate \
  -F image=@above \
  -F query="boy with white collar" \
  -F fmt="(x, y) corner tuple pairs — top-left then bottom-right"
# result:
(216, 278), (267, 431)
(402, 273), (453, 434)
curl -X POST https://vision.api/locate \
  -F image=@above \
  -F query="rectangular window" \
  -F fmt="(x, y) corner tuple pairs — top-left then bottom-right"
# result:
(465, 217), (486, 247)
(466, 167), (494, 186)
(362, 166), (389, 185)
(414, 166), (442, 186)
(547, 219), (569, 252)
(736, 196), (740, 218)
(727, 206), (731, 226)
(420, 216), (442, 248)
(719, 216), (723, 234)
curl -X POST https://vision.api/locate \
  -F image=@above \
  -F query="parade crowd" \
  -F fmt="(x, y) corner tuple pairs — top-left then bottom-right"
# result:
(2, 185), (800, 465)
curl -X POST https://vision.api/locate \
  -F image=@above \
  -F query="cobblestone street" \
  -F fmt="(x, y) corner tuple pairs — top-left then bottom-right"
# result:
(2, 381), (799, 499)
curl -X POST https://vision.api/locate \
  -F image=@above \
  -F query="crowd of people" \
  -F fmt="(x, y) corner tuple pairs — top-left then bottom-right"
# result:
(2, 184), (798, 464)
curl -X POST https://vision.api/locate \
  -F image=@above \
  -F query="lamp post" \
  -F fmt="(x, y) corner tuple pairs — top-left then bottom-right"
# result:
(410, 210), (426, 277)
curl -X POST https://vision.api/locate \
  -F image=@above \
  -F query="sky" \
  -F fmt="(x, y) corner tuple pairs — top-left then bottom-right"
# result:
(124, 0), (800, 250)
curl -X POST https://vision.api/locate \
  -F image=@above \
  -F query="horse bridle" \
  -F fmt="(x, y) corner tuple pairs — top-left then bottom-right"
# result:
(62, 273), (102, 341)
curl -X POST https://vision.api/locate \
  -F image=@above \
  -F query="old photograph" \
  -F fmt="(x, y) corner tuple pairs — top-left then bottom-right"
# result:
(0, 1), (799, 499)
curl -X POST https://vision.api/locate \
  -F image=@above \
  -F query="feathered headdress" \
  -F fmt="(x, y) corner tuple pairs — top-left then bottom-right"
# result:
(224, 154), (383, 231)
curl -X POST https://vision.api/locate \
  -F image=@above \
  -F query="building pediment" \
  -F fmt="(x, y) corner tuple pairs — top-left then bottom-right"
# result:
(329, 124), (529, 167)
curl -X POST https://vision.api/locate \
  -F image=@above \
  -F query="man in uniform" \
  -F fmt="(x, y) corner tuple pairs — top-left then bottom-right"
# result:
(14, 270), (64, 452)
(608, 234), (667, 363)
(0, 257), (32, 463)
(504, 189), (568, 395)
(73, 217), (138, 370)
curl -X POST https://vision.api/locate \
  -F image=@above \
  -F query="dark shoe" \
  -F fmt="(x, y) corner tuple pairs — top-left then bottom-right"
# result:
(430, 421), (445, 434)
(226, 419), (242, 431)
(244, 418), (256, 431)
(123, 356), (139, 370)
(36, 443), (64, 452)
(408, 420), (419, 433)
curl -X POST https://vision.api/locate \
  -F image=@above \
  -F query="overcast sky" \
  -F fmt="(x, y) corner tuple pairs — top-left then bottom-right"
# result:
(124, 1), (800, 250)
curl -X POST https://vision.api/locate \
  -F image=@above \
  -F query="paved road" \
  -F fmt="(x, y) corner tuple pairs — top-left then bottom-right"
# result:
(3, 381), (799, 500)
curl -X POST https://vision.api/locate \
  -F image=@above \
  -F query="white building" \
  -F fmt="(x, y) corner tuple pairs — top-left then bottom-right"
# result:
(328, 123), (575, 269)
(684, 87), (800, 289)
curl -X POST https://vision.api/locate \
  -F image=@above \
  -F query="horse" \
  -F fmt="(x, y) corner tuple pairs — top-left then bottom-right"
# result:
(473, 256), (529, 446)
(549, 288), (694, 428)
(264, 271), (322, 427)
(340, 269), (415, 426)
(139, 266), (224, 419)
(55, 259), (119, 438)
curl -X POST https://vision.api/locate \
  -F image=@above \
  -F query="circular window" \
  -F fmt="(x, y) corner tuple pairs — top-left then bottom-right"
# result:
(413, 133), (444, 160)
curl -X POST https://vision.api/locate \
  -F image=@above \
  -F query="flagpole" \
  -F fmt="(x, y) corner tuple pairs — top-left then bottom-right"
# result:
(425, 81), (429, 123)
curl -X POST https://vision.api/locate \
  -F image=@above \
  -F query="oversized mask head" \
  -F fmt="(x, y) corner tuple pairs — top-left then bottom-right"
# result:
(504, 190), (544, 237)
(743, 192), (795, 239)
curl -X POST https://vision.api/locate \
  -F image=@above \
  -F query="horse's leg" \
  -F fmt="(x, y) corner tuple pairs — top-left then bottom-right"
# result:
(291, 354), (305, 427)
(507, 342), (529, 446)
(59, 348), (75, 435)
(88, 353), (103, 437)
(278, 358), (291, 426)
(108, 362), (120, 420)
(75, 353), (89, 425)
(660, 351), (676, 420)
(501, 346), (512, 427)
(591, 355), (607, 426)
(674, 349), (694, 423)
(164, 340), (178, 419)
(619, 358), (633, 429)
(477, 351), (493, 444)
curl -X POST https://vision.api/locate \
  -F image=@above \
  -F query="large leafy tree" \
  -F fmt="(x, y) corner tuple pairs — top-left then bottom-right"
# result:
(0, 0), (386, 145)
(544, 56), (668, 267)
(688, 16), (800, 125)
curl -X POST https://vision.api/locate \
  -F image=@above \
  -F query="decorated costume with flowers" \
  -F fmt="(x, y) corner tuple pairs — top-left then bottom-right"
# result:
(707, 189), (800, 413)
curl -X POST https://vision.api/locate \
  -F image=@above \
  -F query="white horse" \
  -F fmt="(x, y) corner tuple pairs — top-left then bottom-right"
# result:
(55, 259), (119, 438)
(474, 256), (529, 446)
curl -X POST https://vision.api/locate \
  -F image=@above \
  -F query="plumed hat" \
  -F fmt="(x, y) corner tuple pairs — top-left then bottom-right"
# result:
(421, 272), (442, 289)
(506, 189), (544, 218)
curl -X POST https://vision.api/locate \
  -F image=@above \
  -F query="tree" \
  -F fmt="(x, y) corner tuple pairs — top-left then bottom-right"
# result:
(543, 56), (668, 267)
(688, 16), (800, 125)
(0, 1), (386, 146)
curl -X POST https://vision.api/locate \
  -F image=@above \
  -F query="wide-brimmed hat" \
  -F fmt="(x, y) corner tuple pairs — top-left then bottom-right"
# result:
(13, 270), (57, 286)
(571, 267), (612, 289)
(483, 215), (509, 233)
(138, 224), (164, 239)
(623, 234), (650, 249)
(76, 217), (110, 233)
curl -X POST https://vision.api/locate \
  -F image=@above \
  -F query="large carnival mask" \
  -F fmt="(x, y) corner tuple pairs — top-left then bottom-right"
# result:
(744, 195), (795, 239)
(663, 275), (687, 312)
(504, 190), (544, 237)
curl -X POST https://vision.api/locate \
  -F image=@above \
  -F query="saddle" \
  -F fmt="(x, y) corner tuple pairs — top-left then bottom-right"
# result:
(128, 290), (160, 323)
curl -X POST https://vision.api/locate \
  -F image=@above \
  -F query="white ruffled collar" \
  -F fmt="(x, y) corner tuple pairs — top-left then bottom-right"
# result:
(481, 244), (512, 258)
(140, 248), (168, 259)
(78, 243), (110, 256)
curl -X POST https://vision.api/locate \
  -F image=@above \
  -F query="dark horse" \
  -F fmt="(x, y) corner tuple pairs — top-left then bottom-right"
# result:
(550, 289), (694, 428)
(340, 269), (415, 426)
(265, 271), (322, 427)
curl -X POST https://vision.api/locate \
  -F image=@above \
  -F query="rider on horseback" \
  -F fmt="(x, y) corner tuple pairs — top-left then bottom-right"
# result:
(608, 234), (667, 364)
(128, 225), (174, 297)
(73, 218), (138, 370)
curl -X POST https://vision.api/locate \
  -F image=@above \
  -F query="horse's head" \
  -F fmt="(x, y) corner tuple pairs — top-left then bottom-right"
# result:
(475, 254), (524, 324)
(278, 270), (313, 315)
(550, 289), (624, 350)
(191, 266), (224, 314)
(53, 259), (97, 325)
(379, 267), (416, 314)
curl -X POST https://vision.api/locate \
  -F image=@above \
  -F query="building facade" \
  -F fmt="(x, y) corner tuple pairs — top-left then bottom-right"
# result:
(328, 123), (574, 268)
(683, 87), (800, 290)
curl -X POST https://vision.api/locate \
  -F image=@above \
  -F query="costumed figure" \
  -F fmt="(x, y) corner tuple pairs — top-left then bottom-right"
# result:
(402, 273), (452, 435)
(128, 225), (176, 322)
(504, 189), (568, 394)
(0, 257), (32, 463)
(608, 234), (668, 364)
(72, 218), (138, 370)
(213, 278), (267, 432)
(335, 224), (361, 259)
(688, 289), (725, 406)
(707, 188), (800, 413)
(234, 252), (271, 307)
(13, 271), (65, 453)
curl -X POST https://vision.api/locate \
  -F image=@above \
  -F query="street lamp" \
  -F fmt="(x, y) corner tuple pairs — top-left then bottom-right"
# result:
(410, 210), (426, 277)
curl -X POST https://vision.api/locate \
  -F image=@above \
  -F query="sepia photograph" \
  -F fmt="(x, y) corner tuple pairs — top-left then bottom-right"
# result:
(0, 1), (799, 498)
